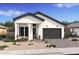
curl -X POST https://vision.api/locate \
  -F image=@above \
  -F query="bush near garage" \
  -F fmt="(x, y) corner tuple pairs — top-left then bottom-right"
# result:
(64, 32), (72, 38)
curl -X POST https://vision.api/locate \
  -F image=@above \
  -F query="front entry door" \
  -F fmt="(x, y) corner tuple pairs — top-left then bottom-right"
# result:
(33, 28), (36, 39)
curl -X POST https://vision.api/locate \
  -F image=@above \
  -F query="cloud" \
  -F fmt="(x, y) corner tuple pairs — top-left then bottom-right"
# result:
(53, 3), (79, 8)
(0, 9), (25, 16)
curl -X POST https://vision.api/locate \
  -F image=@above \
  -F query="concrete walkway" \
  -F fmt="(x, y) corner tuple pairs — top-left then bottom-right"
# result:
(0, 47), (79, 55)
(46, 39), (79, 48)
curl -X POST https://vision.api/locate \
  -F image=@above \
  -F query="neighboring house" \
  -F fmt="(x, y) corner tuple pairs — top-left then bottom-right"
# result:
(67, 22), (79, 36)
(14, 12), (64, 41)
(0, 25), (8, 35)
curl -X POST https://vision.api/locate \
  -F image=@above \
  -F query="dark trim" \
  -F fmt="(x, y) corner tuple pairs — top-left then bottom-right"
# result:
(34, 12), (64, 25)
(13, 13), (44, 21)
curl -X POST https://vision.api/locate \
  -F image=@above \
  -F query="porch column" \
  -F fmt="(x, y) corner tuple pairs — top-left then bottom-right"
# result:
(62, 28), (64, 39)
(28, 23), (33, 41)
(15, 23), (18, 40)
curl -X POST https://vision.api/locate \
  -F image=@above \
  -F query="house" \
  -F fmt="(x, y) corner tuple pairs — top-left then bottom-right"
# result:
(0, 25), (8, 35)
(67, 22), (79, 36)
(14, 12), (64, 41)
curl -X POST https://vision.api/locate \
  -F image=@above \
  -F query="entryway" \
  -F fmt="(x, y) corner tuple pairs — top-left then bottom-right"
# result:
(33, 24), (37, 39)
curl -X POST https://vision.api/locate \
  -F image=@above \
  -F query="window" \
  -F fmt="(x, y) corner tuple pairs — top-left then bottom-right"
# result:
(19, 27), (24, 36)
(19, 27), (28, 36)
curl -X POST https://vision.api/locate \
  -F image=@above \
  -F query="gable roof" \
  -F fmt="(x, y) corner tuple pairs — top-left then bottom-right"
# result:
(13, 13), (44, 21)
(67, 22), (79, 28)
(34, 12), (64, 25)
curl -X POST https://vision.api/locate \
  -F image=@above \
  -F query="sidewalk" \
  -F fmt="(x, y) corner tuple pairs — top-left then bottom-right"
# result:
(0, 47), (79, 55)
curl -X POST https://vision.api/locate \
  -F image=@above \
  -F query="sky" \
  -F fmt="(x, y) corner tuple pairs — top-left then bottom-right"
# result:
(0, 3), (79, 22)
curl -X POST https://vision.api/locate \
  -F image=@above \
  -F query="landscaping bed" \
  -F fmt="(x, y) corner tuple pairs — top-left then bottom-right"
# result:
(0, 45), (8, 50)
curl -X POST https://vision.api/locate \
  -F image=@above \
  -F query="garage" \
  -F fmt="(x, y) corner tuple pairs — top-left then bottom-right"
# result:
(73, 28), (79, 36)
(43, 28), (61, 39)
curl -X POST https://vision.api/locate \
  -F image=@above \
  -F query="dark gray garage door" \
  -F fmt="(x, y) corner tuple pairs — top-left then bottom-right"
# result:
(43, 28), (61, 39)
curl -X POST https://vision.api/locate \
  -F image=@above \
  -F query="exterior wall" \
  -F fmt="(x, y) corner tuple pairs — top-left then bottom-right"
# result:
(15, 15), (42, 40)
(15, 23), (28, 40)
(15, 23), (34, 40)
(36, 14), (64, 40)
(36, 24), (40, 39)
(15, 14), (64, 40)
(72, 28), (79, 36)
(0, 28), (7, 35)
(15, 16), (43, 24)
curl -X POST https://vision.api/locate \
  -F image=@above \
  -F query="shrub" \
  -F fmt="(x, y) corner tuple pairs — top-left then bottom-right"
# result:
(28, 43), (33, 46)
(0, 45), (8, 50)
(13, 41), (16, 45)
(71, 39), (78, 41)
(16, 38), (28, 42)
(50, 44), (56, 48)
(29, 40), (33, 42)
(6, 32), (15, 40)
(46, 44), (50, 47)
(64, 32), (72, 38)
(42, 39), (45, 41)
(44, 41), (48, 44)
(3, 38), (15, 42)
(46, 44), (56, 48)
(0, 35), (6, 40)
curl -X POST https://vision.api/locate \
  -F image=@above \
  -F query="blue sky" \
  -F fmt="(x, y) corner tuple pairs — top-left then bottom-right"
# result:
(0, 3), (79, 22)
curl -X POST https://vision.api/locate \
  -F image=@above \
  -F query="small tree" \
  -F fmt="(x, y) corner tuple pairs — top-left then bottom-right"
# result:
(3, 21), (15, 32)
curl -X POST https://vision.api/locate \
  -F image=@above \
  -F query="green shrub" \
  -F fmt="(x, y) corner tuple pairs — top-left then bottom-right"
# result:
(13, 41), (16, 45)
(50, 44), (56, 48)
(64, 32), (72, 38)
(3, 39), (15, 42)
(16, 39), (28, 42)
(44, 41), (48, 44)
(29, 40), (33, 42)
(28, 43), (33, 46)
(0, 35), (6, 40)
(46, 44), (56, 48)
(46, 45), (50, 47)
(0, 45), (8, 50)
(72, 39), (78, 41)
(6, 32), (15, 40)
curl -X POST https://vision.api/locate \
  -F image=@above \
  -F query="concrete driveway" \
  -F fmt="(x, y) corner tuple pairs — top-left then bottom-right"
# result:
(46, 39), (79, 48)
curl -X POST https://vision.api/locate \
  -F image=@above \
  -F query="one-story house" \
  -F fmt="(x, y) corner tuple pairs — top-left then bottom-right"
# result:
(67, 22), (79, 36)
(14, 12), (64, 41)
(0, 25), (8, 35)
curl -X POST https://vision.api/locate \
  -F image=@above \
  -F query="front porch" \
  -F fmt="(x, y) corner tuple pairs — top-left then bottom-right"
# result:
(15, 23), (40, 41)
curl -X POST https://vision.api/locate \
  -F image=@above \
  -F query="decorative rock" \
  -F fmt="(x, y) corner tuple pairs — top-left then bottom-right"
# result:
(4, 47), (8, 50)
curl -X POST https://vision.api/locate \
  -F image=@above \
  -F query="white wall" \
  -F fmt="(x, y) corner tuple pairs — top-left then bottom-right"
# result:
(15, 23), (28, 40)
(15, 16), (43, 24)
(15, 15), (43, 40)
(35, 14), (64, 40)
(15, 14), (64, 40)
(73, 28), (79, 36)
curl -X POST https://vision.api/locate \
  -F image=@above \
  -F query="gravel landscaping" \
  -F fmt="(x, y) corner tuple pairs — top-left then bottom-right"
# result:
(0, 38), (79, 51)
(0, 40), (49, 51)
(46, 38), (79, 48)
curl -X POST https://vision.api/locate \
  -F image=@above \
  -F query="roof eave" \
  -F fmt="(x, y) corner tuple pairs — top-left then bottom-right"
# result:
(34, 12), (64, 26)
(13, 13), (44, 22)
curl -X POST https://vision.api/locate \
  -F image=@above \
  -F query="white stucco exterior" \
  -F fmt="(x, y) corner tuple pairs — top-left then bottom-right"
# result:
(14, 12), (64, 41)
(70, 28), (79, 36)
(35, 14), (64, 40)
